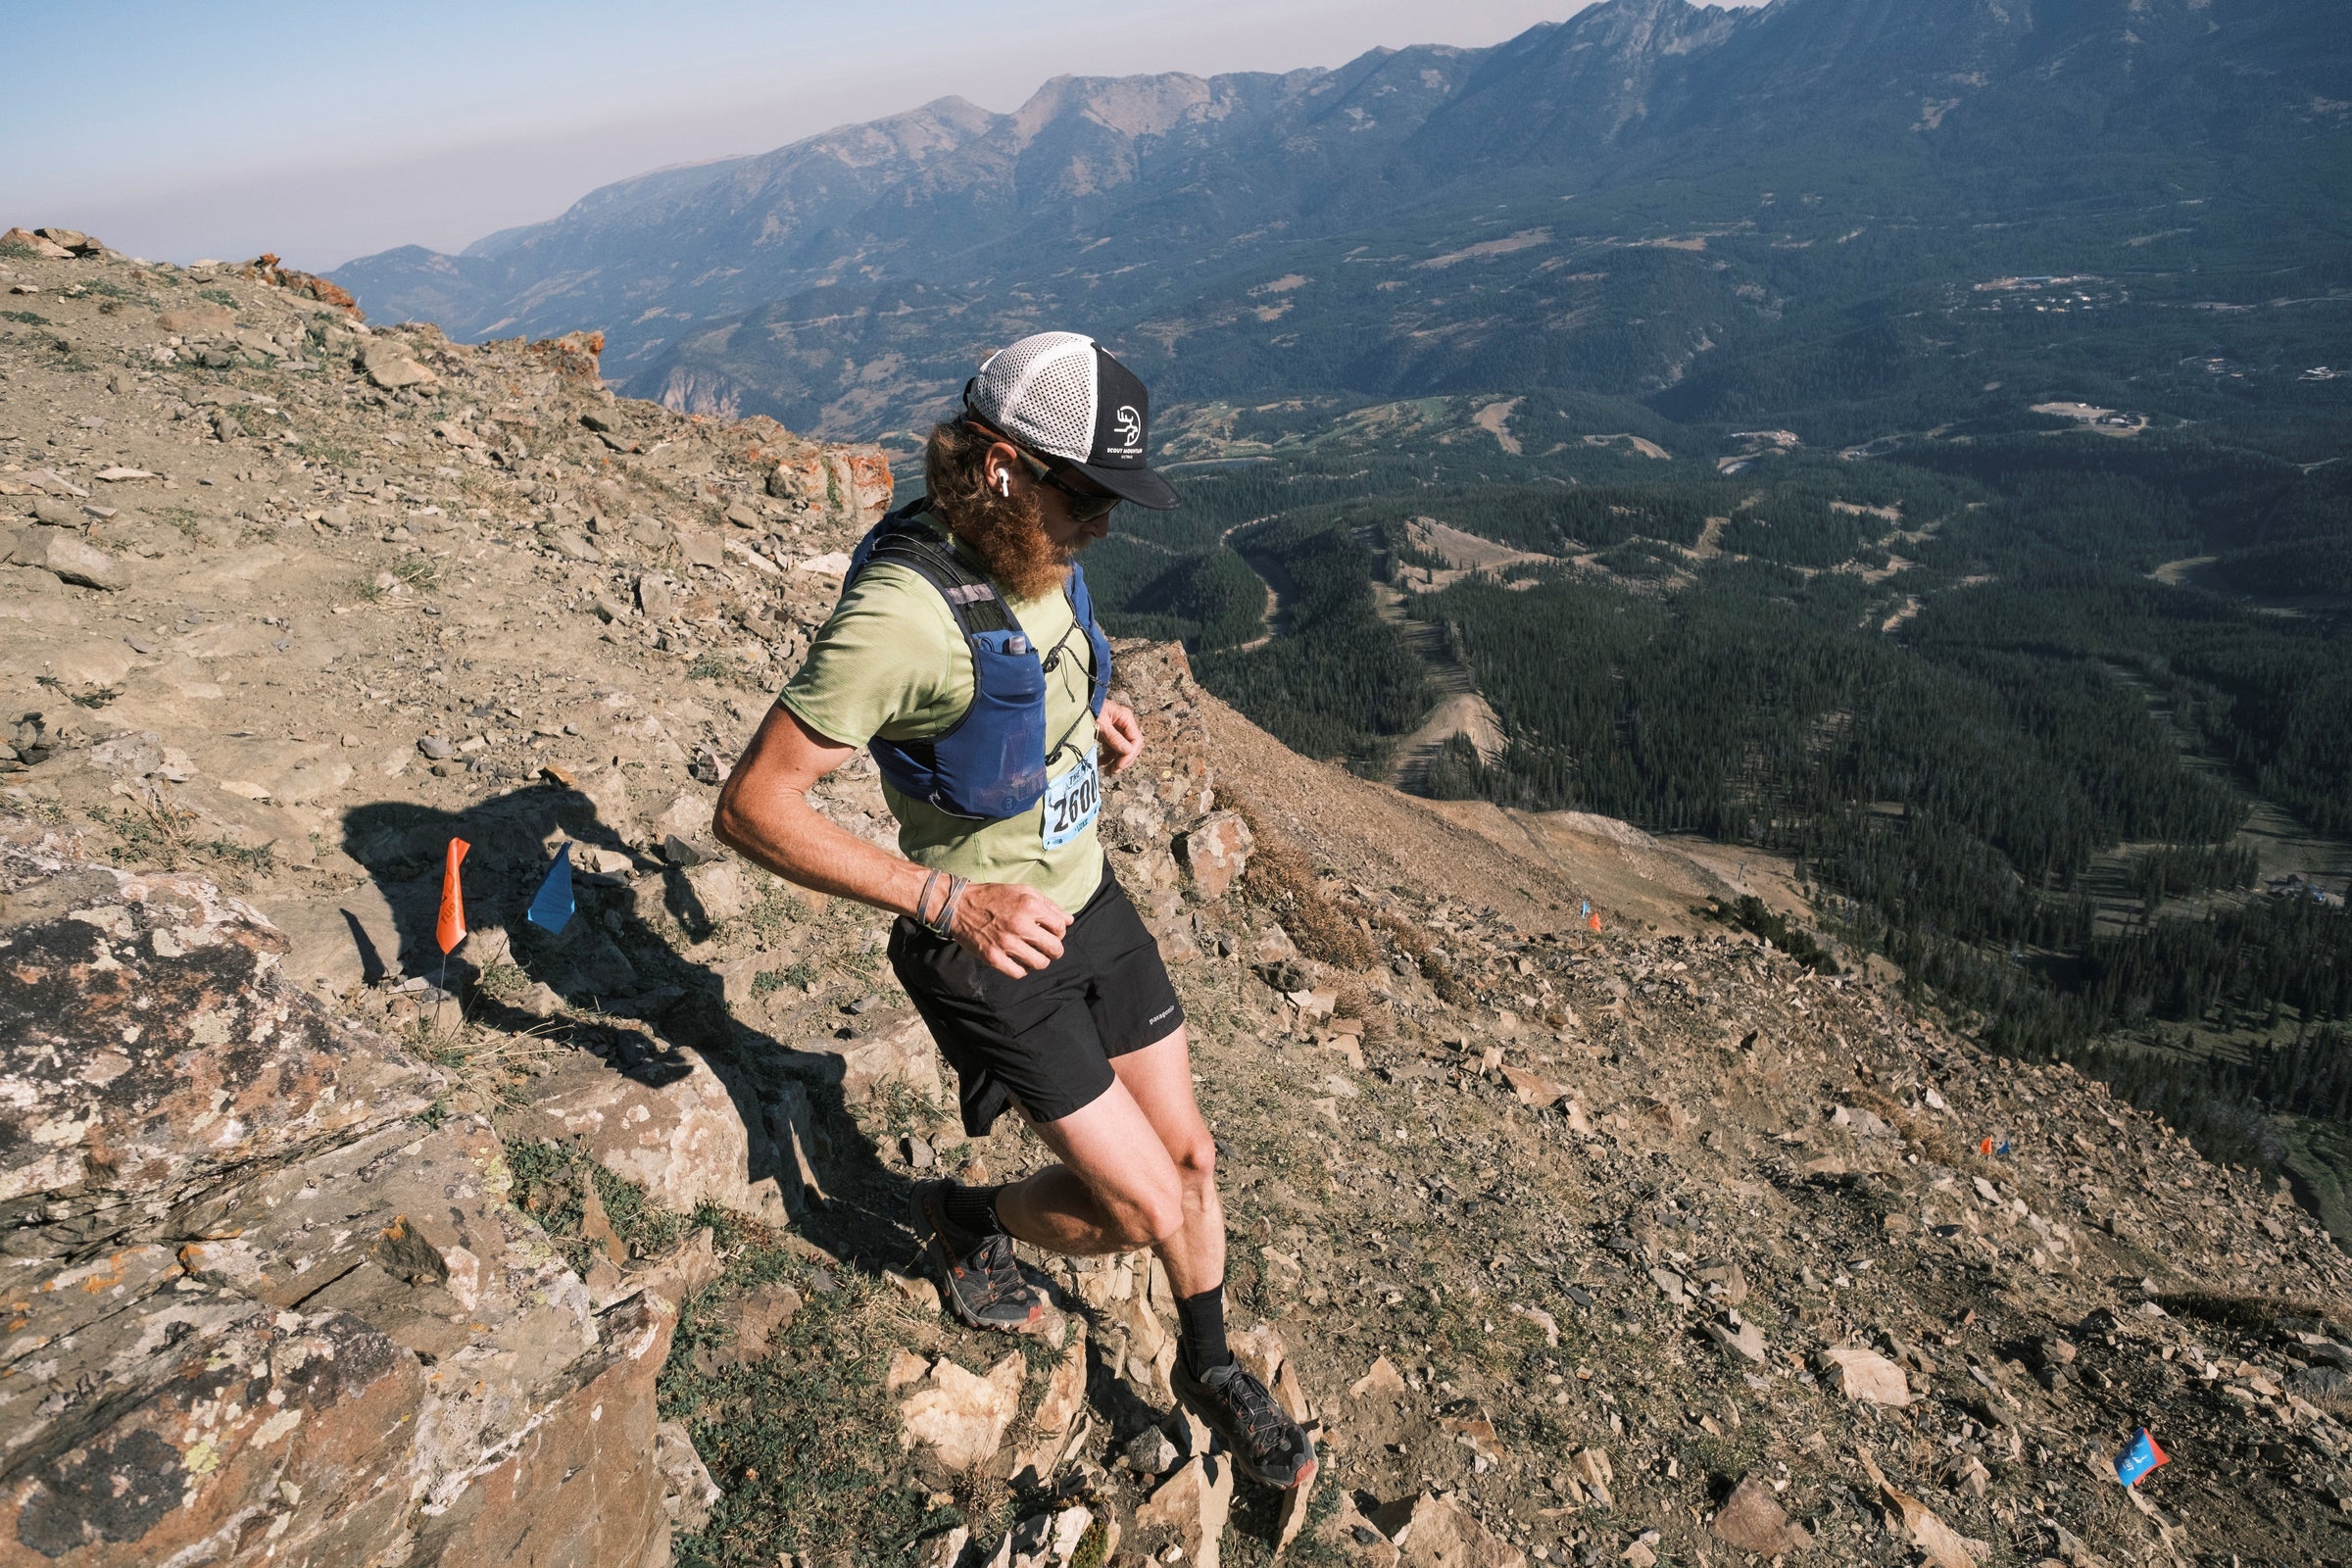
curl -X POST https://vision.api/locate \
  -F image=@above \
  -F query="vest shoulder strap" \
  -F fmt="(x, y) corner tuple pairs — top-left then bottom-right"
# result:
(860, 509), (1017, 638)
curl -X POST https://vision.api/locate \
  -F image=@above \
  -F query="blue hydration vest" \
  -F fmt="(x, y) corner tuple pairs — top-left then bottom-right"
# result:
(843, 499), (1113, 822)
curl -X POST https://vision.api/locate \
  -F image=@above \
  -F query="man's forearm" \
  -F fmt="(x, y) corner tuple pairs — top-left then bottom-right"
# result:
(714, 785), (931, 920)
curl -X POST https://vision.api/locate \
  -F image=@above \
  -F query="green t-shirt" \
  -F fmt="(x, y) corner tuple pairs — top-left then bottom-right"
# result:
(779, 535), (1103, 914)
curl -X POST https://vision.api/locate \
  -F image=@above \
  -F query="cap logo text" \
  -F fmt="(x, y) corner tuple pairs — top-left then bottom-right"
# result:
(1110, 405), (1143, 455)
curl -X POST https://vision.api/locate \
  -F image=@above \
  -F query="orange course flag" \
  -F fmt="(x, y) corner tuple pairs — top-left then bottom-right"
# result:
(1588, 910), (1603, 932)
(437, 838), (469, 954)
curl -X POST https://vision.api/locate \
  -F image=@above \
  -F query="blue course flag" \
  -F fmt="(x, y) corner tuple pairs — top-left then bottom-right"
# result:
(527, 842), (575, 935)
(1582, 901), (1592, 918)
(2115, 1428), (2169, 1486)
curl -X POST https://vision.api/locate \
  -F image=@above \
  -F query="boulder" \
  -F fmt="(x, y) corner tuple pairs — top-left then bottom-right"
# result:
(1135, 1453), (1237, 1568)
(0, 832), (677, 1568)
(777, 1005), (947, 1105)
(684, 857), (750, 923)
(1703, 1312), (1767, 1363)
(1365, 1494), (1525, 1568)
(1497, 1065), (1567, 1107)
(7, 526), (126, 590)
(898, 1352), (1024, 1473)
(766, 448), (893, 521)
(3, 226), (74, 259)
(34, 226), (101, 255)
(361, 338), (436, 390)
(638, 571), (675, 618)
(677, 526), (725, 569)
(1817, 1343), (1913, 1406)
(407, 1293), (678, 1567)
(1175, 808), (1253, 899)
(1712, 1473), (1811, 1555)
(2287, 1365), (2352, 1414)
(0, 850), (434, 1210)
(160, 305), (237, 335)
(655, 1419), (723, 1537)
(1011, 1322), (1091, 1484)
(503, 1040), (796, 1223)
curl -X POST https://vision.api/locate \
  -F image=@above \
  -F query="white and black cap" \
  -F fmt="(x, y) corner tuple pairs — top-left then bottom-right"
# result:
(962, 331), (1180, 511)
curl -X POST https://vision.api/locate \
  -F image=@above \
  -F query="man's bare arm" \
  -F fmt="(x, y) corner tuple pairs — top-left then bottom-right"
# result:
(712, 704), (1073, 977)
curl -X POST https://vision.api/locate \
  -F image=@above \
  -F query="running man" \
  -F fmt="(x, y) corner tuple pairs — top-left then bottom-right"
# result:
(714, 332), (1314, 1490)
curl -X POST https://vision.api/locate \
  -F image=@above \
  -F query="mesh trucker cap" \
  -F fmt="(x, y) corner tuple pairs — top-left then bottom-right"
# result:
(962, 331), (1180, 511)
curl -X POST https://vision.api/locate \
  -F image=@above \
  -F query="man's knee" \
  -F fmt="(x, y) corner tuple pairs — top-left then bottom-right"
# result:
(1168, 1123), (1216, 1189)
(1111, 1179), (1187, 1249)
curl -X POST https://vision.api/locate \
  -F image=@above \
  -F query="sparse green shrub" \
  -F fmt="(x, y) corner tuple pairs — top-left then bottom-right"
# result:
(1706, 894), (1840, 975)
(504, 1137), (689, 1266)
(662, 1239), (952, 1564)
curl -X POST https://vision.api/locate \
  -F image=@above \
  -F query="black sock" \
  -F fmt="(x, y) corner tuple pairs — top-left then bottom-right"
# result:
(1176, 1284), (1233, 1376)
(942, 1182), (1007, 1242)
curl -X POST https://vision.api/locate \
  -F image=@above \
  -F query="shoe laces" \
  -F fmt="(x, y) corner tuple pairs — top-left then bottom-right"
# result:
(964, 1232), (1029, 1305)
(1209, 1365), (1291, 1452)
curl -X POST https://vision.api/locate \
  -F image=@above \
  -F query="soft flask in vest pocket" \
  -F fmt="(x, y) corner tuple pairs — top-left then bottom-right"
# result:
(846, 501), (1110, 823)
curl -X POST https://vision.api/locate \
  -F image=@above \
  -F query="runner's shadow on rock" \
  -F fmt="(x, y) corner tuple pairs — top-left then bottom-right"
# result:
(336, 782), (908, 1264)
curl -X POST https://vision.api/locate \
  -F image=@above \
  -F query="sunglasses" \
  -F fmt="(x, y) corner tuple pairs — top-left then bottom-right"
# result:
(1007, 442), (1123, 522)
(963, 412), (1126, 521)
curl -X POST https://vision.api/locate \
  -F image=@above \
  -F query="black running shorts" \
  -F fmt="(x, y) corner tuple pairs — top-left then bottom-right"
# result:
(887, 865), (1186, 1136)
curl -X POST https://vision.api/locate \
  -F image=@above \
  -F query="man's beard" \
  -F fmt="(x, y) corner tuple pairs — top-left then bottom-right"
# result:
(953, 490), (1083, 602)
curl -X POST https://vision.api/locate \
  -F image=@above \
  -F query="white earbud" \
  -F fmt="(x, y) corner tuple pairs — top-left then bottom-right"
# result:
(997, 470), (1011, 498)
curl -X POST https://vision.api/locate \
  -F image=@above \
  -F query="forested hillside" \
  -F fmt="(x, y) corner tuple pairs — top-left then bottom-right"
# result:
(1083, 373), (2352, 1204)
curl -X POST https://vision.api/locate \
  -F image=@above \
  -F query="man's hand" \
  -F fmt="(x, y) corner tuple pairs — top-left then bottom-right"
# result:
(1098, 699), (1144, 777)
(955, 882), (1073, 977)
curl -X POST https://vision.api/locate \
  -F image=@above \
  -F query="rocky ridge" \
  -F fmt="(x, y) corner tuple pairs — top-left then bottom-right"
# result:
(4, 230), (2352, 1568)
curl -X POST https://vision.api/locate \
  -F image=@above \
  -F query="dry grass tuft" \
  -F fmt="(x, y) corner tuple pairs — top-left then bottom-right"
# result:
(1223, 794), (1380, 970)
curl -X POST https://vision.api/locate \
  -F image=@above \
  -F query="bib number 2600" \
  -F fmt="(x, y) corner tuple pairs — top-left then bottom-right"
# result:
(1041, 746), (1102, 851)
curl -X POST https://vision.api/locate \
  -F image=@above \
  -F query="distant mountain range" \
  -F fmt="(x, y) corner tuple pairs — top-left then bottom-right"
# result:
(331, 0), (2350, 447)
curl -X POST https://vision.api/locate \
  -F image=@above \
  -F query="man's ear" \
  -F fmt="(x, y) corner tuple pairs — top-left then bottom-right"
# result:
(986, 441), (1020, 497)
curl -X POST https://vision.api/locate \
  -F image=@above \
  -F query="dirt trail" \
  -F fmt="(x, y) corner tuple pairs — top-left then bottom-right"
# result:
(1215, 516), (1286, 651)
(1472, 397), (1523, 455)
(1369, 581), (1506, 791)
(1684, 514), (1729, 562)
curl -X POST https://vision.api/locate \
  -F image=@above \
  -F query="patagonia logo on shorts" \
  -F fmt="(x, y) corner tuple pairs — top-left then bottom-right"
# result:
(1148, 1005), (1176, 1026)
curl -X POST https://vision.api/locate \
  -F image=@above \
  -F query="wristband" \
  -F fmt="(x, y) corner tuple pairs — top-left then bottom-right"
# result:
(926, 874), (968, 938)
(915, 868), (943, 928)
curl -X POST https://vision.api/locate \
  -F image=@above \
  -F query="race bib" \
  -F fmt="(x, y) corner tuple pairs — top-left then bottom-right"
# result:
(1040, 745), (1102, 850)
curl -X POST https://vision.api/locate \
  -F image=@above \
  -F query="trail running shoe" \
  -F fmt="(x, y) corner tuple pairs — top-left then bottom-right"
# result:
(1171, 1356), (1318, 1490)
(908, 1179), (1046, 1332)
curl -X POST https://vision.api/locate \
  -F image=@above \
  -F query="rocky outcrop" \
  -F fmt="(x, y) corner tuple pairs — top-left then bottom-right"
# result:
(0, 827), (686, 1568)
(765, 449), (894, 526)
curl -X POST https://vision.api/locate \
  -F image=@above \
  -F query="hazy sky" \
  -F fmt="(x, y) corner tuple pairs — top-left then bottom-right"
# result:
(5, 0), (1632, 271)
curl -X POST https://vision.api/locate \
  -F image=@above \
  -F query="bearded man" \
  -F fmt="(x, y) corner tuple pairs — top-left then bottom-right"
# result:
(714, 332), (1315, 1491)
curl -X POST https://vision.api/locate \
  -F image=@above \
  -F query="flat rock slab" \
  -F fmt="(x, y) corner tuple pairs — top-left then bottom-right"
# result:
(504, 1039), (795, 1222)
(0, 843), (434, 1210)
(0, 828), (677, 1568)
